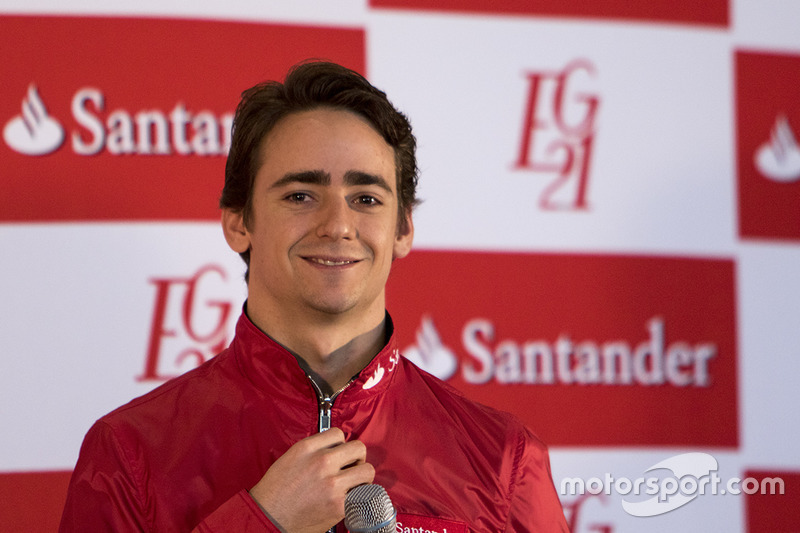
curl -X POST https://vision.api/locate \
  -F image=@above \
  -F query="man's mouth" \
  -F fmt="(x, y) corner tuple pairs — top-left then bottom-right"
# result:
(307, 257), (359, 267)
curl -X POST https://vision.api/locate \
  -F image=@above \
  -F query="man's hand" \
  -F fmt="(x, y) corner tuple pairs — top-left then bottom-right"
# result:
(249, 428), (375, 533)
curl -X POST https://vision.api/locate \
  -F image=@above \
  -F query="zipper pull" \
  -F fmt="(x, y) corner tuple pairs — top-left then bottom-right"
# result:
(319, 397), (333, 432)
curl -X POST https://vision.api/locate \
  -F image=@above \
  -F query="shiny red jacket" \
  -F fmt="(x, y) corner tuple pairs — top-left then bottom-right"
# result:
(60, 312), (568, 532)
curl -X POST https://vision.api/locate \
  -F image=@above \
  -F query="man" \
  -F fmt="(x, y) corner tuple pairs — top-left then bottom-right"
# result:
(60, 61), (568, 532)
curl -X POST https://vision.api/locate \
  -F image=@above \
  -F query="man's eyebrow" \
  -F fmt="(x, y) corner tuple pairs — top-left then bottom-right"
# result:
(269, 170), (330, 189)
(269, 170), (393, 194)
(344, 171), (393, 193)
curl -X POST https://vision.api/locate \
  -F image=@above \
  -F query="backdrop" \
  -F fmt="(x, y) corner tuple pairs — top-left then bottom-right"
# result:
(1, 1), (798, 531)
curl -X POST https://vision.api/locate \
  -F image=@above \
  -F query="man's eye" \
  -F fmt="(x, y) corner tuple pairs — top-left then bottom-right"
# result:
(355, 195), (380, 206)
(286, 192), (311, 203)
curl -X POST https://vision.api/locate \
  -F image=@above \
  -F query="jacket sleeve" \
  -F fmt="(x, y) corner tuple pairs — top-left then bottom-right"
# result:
(191, 490), (283, 532)
(59, 420), (282, 532)
(505, 427), (570, 532)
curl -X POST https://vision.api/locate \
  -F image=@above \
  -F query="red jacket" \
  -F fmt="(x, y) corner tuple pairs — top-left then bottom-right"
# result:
(60, 312), (568, 532)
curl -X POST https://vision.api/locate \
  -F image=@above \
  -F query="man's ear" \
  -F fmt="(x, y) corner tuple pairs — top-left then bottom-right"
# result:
(393, 210), (414, 260)
(221, 209), (251, 254)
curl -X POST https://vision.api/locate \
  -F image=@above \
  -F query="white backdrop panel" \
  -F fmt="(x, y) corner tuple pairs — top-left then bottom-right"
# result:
(368, 13), (734, 255)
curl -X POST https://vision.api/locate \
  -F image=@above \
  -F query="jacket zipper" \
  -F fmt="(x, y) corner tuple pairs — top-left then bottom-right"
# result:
(307, 376), (356, 533)
(307, 376), (355, 433)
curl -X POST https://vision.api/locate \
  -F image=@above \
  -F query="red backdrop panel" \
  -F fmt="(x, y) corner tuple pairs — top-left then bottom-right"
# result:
(736, 50), (800, 242)
(0, 16), (364, 222)
(744, 470), (800, 533)
(369, 0), (728, 27)
(386, 250), (738, 447)
(0, 471), (72, 532)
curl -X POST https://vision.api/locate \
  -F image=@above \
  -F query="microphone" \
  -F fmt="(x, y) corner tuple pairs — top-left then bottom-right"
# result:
(344, 484), (397, 533)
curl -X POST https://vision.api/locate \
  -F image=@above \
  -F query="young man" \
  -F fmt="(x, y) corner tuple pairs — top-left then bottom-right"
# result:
(60, 61), (568, 532)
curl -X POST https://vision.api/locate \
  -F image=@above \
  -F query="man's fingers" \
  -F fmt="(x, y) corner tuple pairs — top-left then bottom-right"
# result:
(287, 428), (345, 458)
(326, 438), (368, 466)
(289, 429), (369, 474)
(321, 462), (377, 499)
(301, 427), (346, 449)
(310, 440), (367, 479)
(341, 461), (376, 488)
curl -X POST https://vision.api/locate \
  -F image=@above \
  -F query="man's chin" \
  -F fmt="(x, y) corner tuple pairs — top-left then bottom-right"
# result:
(305, 296), (359, 317)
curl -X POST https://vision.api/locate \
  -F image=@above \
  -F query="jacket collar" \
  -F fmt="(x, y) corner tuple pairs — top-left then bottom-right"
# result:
(231, 306), (402, 404)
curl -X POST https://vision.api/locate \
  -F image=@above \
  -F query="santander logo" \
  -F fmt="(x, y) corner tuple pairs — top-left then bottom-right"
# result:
(362, 351), (401, 390)
(755, 114), (800, 182)
(404, 315), (718, 387)
(403, 316), (458, 380)
(362, 364), (386, 390)
(3, 83), (233, 157)
(3, 84), (65, 155)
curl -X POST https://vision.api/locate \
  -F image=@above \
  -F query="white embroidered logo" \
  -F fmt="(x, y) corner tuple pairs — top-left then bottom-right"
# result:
(362, 350), (402, 390)
(362, 364), (385, 390)
(389, 350), (400, 372)
(3, 84), (65, 155)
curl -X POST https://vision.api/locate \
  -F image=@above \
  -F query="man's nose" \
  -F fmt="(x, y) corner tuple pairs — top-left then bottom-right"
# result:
(315, 198), (356, 240)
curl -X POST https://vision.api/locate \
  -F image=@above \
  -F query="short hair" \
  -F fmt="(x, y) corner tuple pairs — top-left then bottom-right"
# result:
(220, 60), (419, 279)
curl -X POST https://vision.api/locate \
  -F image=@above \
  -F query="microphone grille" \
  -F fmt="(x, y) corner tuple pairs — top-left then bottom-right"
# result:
(344, 484), (396, 533)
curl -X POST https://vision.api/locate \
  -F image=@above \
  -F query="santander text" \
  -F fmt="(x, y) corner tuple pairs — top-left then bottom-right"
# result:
(396, 525), (447, 533)
(71, 88), (233, 156)
(462, 317), (716, 386)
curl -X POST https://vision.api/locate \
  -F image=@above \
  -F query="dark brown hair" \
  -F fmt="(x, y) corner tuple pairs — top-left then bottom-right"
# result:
(220, 60), (419, 278)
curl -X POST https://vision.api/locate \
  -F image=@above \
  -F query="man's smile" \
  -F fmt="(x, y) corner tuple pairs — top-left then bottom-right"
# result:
(304, 256), (362, 267)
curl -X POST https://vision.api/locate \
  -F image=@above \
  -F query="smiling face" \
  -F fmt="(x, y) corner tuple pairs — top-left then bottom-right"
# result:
(223, 107), (414, 330)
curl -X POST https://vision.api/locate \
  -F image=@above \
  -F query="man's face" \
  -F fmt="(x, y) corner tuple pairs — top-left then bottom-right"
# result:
(225, 107), (413, 323)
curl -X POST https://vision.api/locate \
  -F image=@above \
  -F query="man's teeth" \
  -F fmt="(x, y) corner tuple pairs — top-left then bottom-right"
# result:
(311, 258), (354, 266)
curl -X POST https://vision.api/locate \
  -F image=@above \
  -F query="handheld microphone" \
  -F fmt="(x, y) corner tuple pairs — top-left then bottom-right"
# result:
(344, 484), (397, 533)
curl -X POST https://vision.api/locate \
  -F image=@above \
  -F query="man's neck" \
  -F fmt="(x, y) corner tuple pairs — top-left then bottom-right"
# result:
(295, 320), (387, 396)
(246, 302), (388, 395)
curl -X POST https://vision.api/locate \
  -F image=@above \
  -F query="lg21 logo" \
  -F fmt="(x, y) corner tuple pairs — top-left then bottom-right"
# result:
(140, 265), (236, 382)
(514, 59), (600, 210)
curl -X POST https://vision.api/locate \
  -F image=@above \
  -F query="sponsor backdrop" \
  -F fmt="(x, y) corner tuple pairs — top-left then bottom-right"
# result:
(1, 1), (798, 531)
